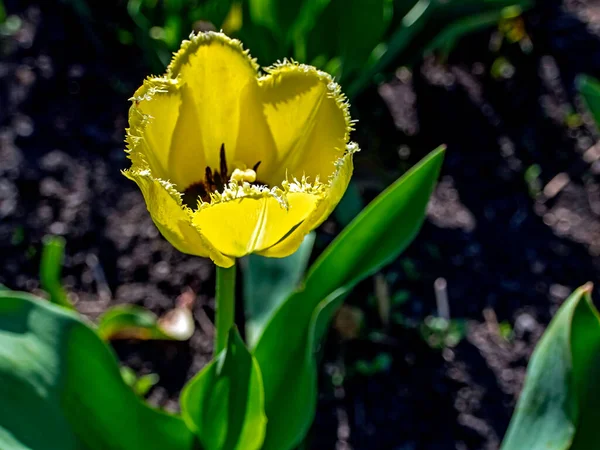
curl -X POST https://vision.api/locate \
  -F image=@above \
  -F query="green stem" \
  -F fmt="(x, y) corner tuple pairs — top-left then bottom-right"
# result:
(215, 264), (236, 354)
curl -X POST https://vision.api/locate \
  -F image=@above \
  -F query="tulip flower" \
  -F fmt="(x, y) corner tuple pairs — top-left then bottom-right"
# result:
(124, 32), (358, 267)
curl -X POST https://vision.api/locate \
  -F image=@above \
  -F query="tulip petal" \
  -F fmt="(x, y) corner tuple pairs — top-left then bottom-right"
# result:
(124, 169), (234, 268)
(257, 63), (352, 186)
(258, 148), (355, 258)
(166, 32), (275, 189)
(235, 80), (278, 180)
(167, 83), (208, 188)
(192, 192), (320, 258)
(127, 78), (181, 180)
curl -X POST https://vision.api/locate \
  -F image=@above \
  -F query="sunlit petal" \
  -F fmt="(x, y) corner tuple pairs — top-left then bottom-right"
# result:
(192, 191), (319, 257)
(124, 168), (234, 267)
(257, 62), (352, 185)
(258, 147), (356, 258)
(166, 33), (274, 189)
(127, 77), (180, 180)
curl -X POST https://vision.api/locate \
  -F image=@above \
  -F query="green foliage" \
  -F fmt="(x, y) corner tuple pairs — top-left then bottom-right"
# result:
(419, 317), (467, 349)
(242, 232), (316, 347)
(113, 0), (533, 96)
(354, 352), (393, 376)
(120, 367), (160, 397)
(289, 0), (393, 82)
(524, 163), (542, 197)
(12, 146), (600, 450)
(255, 288), (348, 449)
(181, 327), (267, 450)
(499, 321), (514, 341)
(253, 147), (445, 449)
(392, 289), (411, 306)
(40, 235), (72, 310)
(244, 0), (533, 93)
(126, 0), (235, 71)
(334, 180), (364, 227)
(11, 226), (24, 245)
(308, 146), (445, 294)
(0, 148), (441, 450)
(577, 74), (600, 128)
(347, 0), (533, 96)
(247, 0), (329, 45)
(0, 15), (19, 35)
(501, 283), (600, 450)
(0, 289), (194, 450)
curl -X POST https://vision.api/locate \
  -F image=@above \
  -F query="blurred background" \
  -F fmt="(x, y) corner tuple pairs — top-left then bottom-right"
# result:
(2, 0), (600, 448)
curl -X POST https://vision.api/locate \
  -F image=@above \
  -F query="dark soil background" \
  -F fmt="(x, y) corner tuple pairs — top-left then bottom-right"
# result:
(2, 1), (600, 449)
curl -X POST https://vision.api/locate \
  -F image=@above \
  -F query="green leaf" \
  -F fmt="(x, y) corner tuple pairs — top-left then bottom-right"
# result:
(181, 327), (267, 450)
(306, 146), (444, 300)
(348, 0), (534, 97)
(242, 232), (315, 347)
(198, 0), (236, 28)
(334, 181), (364, 228)
(97, 304), (194, 341)
(235, 0), (285, 64)
(163, 14), (182, 49)
(256, 288), (348, 450)
(247, 0), (330, 43)
(305, 0), (393, 81)
(577, 75), (600, 128)
(501, 283), (600, 450)
(253, 147), (444, 449)
(246, 0), (282, 35)
(0, 289), (193, 450)
(40, 235), (72, 310)
(423, 9), (511, 59)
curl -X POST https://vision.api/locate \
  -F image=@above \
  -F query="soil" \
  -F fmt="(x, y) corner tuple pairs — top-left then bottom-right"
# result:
(2, 1), (600, 449)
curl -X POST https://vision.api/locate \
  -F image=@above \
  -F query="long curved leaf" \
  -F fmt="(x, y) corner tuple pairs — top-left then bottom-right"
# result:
(259, 288), (348, 450)
(306, 145), (444, 300)
(254, 147), (444, 449)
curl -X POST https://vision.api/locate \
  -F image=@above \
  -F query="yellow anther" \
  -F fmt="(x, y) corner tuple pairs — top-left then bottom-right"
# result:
(230, 168), (257, 183)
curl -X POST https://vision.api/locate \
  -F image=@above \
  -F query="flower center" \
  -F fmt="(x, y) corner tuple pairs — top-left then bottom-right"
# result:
(182, 144), (265, 208)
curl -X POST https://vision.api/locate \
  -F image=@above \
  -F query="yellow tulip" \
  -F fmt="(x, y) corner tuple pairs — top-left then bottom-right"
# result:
(124, 32), (358, 268)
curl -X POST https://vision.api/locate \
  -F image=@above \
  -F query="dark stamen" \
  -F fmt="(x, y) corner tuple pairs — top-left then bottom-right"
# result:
(213, 171), (224, 192)
(181, 146), (269, 209)
(205, 167), (214, 187)
(219, 143), (228, 179)
(182, 182), (210, 208)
